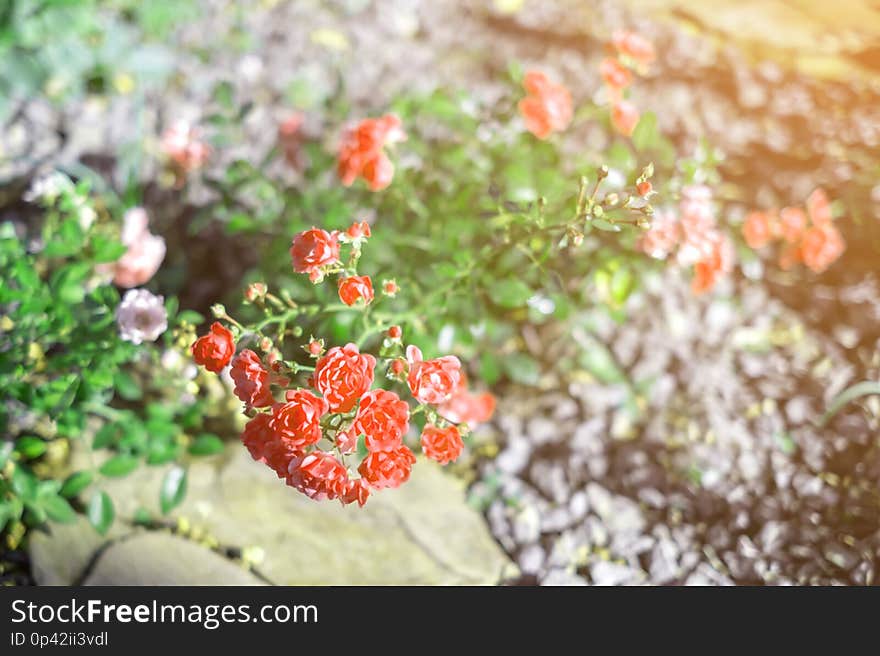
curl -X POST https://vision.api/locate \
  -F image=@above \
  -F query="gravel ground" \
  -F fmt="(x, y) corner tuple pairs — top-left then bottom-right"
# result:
(475, 269), (880, 585)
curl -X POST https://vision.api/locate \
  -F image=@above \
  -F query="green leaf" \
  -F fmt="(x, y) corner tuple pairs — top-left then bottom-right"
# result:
(480, 351), (502, 386)
(43, 495), (76, 523)
(99, 454), (139, 478)
(356, 434), (369, 460)
(87, 491), (114, 535)
(579, 343), (626, 384)
(92, 423), (119, 449)
(631, 111), (658, 152)
(489, 279), (532, 309)
(0, 442), (13, 469)
(160, 466), (187, 515)
(15, 436), (47, 459)
(821, 381), (880, 426)
(60, 471), (94, 498)
(188, 434), (225, 456)
(90, 234), (127, 263)
(11, 465), (38, 501)
(114, 370), (143, 401)
(503, 353), (540, 386)
(177, 310), (205, 326)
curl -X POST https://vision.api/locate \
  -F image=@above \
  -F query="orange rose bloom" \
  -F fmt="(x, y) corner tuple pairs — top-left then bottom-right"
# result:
(778, 207), (807, 244)
(358, 446), (416, 490)
(406, 345), (462, 405)
(338, 275), (374, 306)
(272, 389), (329, 449)
(420, 424), (464, 465)
(611, 100), (640, 137)
(312, 344), (376, 412)
(800, 223), (845, 274)
(742, 211), (775, 249)
(600, 57), (632, 95)
(290, 227), (340, 281)
(191, 322), (235, 373)
(349, 389), (410, 453)
(518, 71), (573, 139)
(230, 349), (275, 408)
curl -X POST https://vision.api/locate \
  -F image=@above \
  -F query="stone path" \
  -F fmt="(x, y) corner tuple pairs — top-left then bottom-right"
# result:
(30, 447), (516, 585)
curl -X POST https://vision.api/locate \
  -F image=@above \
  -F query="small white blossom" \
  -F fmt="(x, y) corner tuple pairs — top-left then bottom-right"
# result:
(23, 171), (73, 204)
(116, 289), (167, 345)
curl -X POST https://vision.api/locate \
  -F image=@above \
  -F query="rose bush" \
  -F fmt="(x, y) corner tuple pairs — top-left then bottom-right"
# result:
(189, 221), (496, 505)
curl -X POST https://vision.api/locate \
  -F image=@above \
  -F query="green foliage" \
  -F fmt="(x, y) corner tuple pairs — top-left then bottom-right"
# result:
(0, 174), (219, 544)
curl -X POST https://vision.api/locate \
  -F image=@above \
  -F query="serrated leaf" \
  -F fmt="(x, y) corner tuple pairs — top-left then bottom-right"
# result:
(160, 466), (187, 514)
(87, 491), (114, 535)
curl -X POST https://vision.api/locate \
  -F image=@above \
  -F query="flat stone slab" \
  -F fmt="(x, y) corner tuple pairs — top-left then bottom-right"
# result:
(29, 446), (516, 585)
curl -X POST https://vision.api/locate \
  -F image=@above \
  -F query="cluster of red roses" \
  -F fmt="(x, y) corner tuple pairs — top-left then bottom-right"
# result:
(600, 30), (655, 137)
(516, 30), (653, 141)
(190, 220), (494, 506)
(337, 114), (406, 192)
(637, 185), (735, 294)
(742, 188), (845, 274)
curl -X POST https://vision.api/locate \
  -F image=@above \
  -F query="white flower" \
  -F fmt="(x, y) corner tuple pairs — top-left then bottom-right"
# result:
(23, 171), (73, 204)
(116, 289), (167, 345)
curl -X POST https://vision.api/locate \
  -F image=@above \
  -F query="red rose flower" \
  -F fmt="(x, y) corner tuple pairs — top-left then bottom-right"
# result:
(313, 343), (376, 412)
(600, 57), (632, 94)
(278, 113), (304, 169)
(438, 376), (496, 426)
(406, 345), (462, 405)
(612, 30), (656, 67)
(358, 446), (416, 490)
(362, 152), (395, 191)
(351, 389), (410, 452)
(241, 413), (300, 479)
(341, 478), (371, 507)
(191, 322), (235, 373)
(287, 451), (349, 501)
(337, 114), (405, 191)
(338, 275), (374, 306)
(742, 211), (775, 249)
(290, 228), (340, 280)
(778, 207), (807, 244)
(420, 424), (464, 465)
(518, 71), (573, 140)
(807, 188), (832, 226)
(346, 220), (371, 239)
(230, 349), (275, 408)
(272, 389), (329, 449)
(389, 358), (406, 376)
(611, 100), (640, 137)
(691, 234), (734, 295)
(800, 223), (845, 274)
